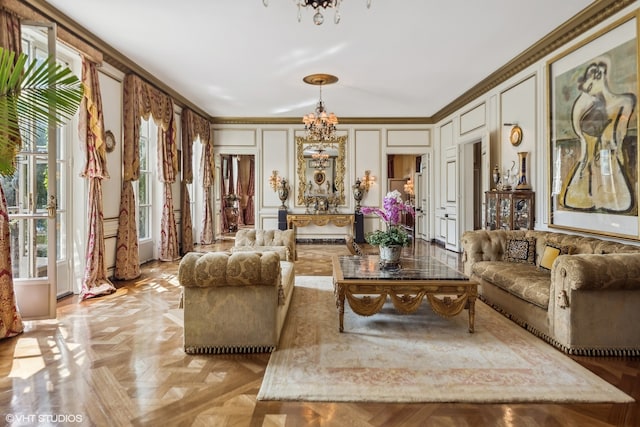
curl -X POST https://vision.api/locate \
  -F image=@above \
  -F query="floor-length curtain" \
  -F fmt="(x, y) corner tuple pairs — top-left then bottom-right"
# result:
(0, 9), (24, 338)
(200, 139), (214, 244)
(115, 74), (175, 279)
(179, 109), (209, 254)
(158, 122), (179, 261)
(219, 155), (228, 234)
(245, 157), (255, 225)
(78, 57), (116, 299)
(236, 163), (244, 227)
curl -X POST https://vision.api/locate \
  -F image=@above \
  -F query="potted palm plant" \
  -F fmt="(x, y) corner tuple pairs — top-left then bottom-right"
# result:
(0, 47), (83, 174)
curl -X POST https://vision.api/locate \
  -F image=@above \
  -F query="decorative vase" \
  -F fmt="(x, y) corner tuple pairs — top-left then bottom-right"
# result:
(353, 178), (364, 211)
(277, 178), (289, 209)
(516, 151), (532, 190)
(379, 245), (402, 270)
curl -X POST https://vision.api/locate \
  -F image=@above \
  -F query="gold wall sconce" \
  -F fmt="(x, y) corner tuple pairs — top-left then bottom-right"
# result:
(361, 170), (375, 192)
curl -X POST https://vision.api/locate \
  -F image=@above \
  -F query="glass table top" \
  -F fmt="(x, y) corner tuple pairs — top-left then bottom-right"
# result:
(337, 255), (468, 281)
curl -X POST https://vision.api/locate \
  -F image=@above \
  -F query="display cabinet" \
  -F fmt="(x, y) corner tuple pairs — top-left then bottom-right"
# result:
(485, 190), (534, 230)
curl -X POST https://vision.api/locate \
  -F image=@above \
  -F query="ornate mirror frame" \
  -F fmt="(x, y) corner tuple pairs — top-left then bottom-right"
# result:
(296, 136), (347, 206)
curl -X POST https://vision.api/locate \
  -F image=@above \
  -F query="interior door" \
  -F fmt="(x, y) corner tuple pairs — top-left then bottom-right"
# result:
(9, 23), (58, 320)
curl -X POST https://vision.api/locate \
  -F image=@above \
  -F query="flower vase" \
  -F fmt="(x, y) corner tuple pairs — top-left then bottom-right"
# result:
(379, 245), (402, 270)
(516, 151), (532, 190)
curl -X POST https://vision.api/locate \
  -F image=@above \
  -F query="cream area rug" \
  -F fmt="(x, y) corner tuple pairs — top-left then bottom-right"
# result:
(257, 276), (633, 403)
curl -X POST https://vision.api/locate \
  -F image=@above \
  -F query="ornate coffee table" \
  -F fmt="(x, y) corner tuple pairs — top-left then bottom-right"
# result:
(332, 255), (477, 333)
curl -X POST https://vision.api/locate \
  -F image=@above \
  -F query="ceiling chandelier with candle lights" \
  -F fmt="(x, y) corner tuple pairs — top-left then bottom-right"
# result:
(302, 73), (339, 144)
(262, 0), (372, 25)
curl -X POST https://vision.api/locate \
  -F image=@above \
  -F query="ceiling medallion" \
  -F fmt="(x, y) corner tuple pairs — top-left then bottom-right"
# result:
(302, 73), (339, 146)
(263, 0), (372, 25)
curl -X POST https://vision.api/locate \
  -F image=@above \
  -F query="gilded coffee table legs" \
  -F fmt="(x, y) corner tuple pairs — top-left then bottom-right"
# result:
(335, 283), (345, 332)
(468, 296), (476, 333)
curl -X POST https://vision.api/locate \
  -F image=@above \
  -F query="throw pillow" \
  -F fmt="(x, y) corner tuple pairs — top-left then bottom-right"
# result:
(504, 237), (536, 264)
(538, 243), (575, 271)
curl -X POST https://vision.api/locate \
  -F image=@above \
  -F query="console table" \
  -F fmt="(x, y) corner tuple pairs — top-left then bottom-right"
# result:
(287, 213), (354, 233)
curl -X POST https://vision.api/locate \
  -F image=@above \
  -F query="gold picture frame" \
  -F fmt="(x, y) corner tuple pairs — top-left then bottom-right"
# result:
(547, 11), (639, 239)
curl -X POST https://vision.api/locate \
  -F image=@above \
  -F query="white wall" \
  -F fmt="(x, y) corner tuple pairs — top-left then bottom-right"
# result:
(213, 124), (431, 240)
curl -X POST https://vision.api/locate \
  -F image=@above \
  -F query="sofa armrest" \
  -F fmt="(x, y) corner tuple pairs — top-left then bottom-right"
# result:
(553, 253), (640, 291)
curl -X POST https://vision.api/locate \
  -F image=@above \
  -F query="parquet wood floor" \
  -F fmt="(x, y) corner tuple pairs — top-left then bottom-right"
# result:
(0, 240), (638, 426)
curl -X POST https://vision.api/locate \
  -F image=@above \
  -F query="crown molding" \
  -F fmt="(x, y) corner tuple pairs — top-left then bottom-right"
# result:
(211, 116), (434, 125)
(431, 0), (635, 123)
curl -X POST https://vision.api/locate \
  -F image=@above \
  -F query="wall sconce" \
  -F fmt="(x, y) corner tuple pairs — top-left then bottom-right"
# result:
(361, 170), (375, 192)
(268, 170), (280, 192)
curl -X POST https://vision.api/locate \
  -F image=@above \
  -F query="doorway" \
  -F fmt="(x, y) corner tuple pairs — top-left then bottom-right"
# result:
(219, 154), (256, 238)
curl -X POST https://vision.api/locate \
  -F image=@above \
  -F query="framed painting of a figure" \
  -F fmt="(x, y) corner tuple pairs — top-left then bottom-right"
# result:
(548, 12), (639, 239)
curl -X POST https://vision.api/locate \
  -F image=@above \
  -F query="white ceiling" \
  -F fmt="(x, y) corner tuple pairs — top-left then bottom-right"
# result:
(45, 0), (594, 119)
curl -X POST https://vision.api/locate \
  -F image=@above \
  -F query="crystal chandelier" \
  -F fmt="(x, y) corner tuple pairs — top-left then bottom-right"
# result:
(311, 148), (330, 169)
(302, 73), (339, 145)
(262, 0), (372, 25)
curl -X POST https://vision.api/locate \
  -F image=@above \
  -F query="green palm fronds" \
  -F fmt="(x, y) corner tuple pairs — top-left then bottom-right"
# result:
(0, 47), (84, 175)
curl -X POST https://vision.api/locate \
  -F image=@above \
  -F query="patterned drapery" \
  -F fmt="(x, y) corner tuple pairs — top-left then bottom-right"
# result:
(157, 123), (179, 261)
(200, 139), (214, 244)
(115, 74), (176, 279)
(0, 9), (24, 339)
(245, 158), (255, 225)
(180, 109), (210, 254)
(78, 57), (115, 299)
(219, 156), (228, 234)
(236, 161), (244, 227)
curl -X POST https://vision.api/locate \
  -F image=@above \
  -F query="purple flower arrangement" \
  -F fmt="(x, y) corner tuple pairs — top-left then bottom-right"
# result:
(361, 190), (415, 247)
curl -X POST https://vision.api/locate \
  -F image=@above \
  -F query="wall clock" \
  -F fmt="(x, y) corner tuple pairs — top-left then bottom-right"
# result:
(105, 130), (116, 153)
(509, 125), (523, 147)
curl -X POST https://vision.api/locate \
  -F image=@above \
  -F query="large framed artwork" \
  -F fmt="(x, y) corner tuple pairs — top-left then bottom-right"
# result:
(548, 12), (639, 239)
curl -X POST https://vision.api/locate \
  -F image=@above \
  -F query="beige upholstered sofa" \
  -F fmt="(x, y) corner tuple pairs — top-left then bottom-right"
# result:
(231, 229), (297, 261)
(178, 251), (295, 354)
(461, 229), (640, 356)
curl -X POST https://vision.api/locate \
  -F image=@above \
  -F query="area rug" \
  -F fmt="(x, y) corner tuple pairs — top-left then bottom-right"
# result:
(257, 276), (633, 403)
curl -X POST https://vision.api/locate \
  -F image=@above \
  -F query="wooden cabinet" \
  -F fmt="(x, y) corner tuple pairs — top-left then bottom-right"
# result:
(485, 190), (534, 231)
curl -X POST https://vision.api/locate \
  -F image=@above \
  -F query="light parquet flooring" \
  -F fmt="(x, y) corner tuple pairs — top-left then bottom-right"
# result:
(0, 240), (638, 426)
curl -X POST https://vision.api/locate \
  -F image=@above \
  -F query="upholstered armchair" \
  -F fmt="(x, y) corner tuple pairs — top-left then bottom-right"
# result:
(231, 229), (297, 261)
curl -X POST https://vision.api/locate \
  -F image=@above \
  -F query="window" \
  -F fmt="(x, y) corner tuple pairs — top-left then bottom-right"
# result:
(138, 120), (154, 240)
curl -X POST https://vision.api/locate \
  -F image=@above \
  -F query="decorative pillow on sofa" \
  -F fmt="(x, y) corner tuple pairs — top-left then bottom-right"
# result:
(538, 243), (575, 271)
(504, 237), (536, 264)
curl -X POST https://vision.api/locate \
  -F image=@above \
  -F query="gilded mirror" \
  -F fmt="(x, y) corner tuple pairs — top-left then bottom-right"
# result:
(296, 136), (346, 206)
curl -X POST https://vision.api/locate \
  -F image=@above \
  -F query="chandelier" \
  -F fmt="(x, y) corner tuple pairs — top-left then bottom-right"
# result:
(302, 73), (339, 145)
(262, 0), (372, 25)
(311, 148), (330, 170)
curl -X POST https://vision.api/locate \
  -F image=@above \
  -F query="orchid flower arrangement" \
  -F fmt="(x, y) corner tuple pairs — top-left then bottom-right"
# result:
(361, 190), (415, 247)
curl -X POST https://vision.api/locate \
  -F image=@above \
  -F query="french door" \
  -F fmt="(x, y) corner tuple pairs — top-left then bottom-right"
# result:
(6, 23), (60, 319)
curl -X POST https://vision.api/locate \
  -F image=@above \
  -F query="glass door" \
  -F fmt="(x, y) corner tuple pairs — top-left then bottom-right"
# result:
(7, 23), (58, 320)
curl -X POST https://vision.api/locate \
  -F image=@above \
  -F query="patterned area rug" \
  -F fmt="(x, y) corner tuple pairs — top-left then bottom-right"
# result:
(257, 276), (633, 403)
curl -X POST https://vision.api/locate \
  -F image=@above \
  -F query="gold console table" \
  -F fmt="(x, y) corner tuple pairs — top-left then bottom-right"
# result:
(287, 213), (354, 233)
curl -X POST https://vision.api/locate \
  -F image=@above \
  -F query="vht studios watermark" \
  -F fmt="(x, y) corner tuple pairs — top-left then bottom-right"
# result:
(5, 413), (84, 424)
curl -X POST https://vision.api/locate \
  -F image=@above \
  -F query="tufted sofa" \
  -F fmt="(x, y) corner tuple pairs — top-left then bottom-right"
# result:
(178, 251), (295, 354)
(461, 229), (640, 356)
(231, 229), (297, 261)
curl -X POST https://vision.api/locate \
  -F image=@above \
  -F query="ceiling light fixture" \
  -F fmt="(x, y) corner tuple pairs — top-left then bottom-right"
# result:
(302, 73), (339, 145)
(263, 0), (372, 25)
